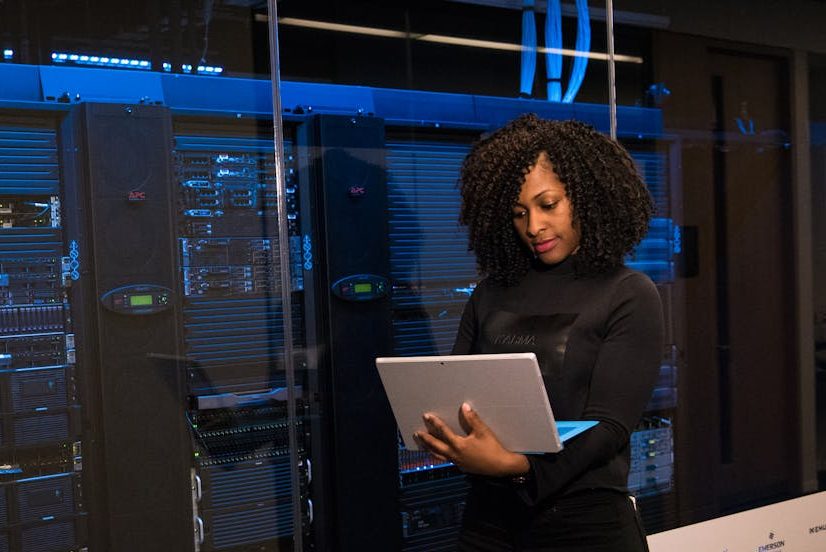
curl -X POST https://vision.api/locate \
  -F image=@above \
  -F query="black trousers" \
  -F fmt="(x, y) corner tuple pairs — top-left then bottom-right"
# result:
(458, 488), (650, 552)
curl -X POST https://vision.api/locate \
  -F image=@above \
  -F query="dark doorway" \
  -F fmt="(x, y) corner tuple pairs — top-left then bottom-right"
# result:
(706, 49), (796, 512)
(654, 33), (798, 524)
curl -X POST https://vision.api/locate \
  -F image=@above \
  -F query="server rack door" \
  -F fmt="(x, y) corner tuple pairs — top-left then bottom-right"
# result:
(61, 103), (193, 552)
(300, 114), (399, 551)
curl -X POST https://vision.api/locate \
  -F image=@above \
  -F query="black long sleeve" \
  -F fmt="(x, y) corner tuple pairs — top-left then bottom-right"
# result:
(452, 259), (663, 505)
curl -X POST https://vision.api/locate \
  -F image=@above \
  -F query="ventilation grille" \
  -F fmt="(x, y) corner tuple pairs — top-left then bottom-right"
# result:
(0, 128), (60, 195)
(386, 140), (475, 357)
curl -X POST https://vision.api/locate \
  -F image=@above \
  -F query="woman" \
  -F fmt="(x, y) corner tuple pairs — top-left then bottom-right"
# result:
(414, 114), (663, 551)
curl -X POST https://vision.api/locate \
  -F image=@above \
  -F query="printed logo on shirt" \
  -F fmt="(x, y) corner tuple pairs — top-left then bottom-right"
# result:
(481, 311), (578, 385)
(491, 334), (537, 346)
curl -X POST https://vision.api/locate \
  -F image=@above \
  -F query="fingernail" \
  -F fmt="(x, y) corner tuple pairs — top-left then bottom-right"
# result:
(462, 402), (472, 412)
(423, 413), (432, 421)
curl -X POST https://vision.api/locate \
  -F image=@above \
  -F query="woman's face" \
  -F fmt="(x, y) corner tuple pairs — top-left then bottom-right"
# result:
(511, 154), (580, 265)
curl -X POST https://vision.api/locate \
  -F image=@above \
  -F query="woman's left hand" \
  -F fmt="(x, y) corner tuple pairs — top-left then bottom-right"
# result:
(414, 403), (530, 477)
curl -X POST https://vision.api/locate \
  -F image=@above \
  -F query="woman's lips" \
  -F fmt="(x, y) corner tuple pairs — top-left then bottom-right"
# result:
(533, 238), (558, 254)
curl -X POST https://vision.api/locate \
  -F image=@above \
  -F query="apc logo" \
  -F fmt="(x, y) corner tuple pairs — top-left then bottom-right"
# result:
(348, 185), (366, 198)
(128, 190), (147, 201)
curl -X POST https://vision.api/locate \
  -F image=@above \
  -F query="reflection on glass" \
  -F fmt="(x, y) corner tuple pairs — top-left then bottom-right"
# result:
(612, 0), (813, 531)
(0, 2), (270, 77)
(3, 1), (812, 551)
(0, 2), (308, 552)
(277, 1), (642, 102)
(273, 3), (675, 547)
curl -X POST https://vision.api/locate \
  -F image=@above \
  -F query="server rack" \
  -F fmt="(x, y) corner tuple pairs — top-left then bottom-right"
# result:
(0, 116), (86, 552)
(296, 114), (399, 551)
(0, 101), (329, 552)
(624, 143), (680, 533)
(171, 124), (309, 552)
(0, 64), (677, 551)
(60, 103), (193, 552)
(62, 105), (314, 551)
(384, 132), (476, 551)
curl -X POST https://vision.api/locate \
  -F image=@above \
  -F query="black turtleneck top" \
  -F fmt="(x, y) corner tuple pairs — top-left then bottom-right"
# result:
(452, 258), (664, 506)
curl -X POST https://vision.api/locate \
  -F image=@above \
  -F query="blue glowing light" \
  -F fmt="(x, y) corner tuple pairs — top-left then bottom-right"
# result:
(51, 51), (152, 71)
(49, 51), (223, 75)
(673, 225), (682, 254)
(2, 49), (12, 60)
(196, 64), (224, 74)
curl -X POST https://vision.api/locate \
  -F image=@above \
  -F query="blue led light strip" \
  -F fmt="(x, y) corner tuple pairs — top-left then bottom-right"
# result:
(51, 52), (223, 75)
(51, 52), (151, 70)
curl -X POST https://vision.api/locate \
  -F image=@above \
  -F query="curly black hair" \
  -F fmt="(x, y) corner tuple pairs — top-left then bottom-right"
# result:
(459, 114), (653, 285)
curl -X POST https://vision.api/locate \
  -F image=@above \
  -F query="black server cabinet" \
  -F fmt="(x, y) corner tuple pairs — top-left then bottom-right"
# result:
(299, 114), (400, 551)
(61, 103), (194, 552)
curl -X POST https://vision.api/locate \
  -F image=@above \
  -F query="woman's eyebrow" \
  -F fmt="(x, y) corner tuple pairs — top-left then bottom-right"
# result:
(532, 189), (556, 201)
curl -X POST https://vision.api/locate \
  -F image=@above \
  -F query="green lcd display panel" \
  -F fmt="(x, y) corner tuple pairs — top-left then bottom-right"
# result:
(129, 294), (154, 307)
(354, 283), (372, 294)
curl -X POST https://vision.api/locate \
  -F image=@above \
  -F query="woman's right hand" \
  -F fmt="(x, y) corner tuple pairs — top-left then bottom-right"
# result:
(414, 402), (530, 477)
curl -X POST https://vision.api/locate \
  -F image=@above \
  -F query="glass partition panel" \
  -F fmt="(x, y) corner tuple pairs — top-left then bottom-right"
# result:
(611, 0), (824, 531)
(811, 52), (826, 501)
(273, 1), (679, 549)
(0, 2), (304, 551)
(7, 0), (818, 550)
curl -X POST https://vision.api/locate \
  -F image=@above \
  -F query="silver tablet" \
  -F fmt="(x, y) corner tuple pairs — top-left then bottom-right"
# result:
(376, 352), (597, 454)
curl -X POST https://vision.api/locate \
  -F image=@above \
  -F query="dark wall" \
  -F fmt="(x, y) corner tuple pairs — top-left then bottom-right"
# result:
(617, 0), (826, 54)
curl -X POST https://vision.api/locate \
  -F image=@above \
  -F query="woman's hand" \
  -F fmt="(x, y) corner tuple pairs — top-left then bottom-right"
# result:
(414, 403), (530, 477)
